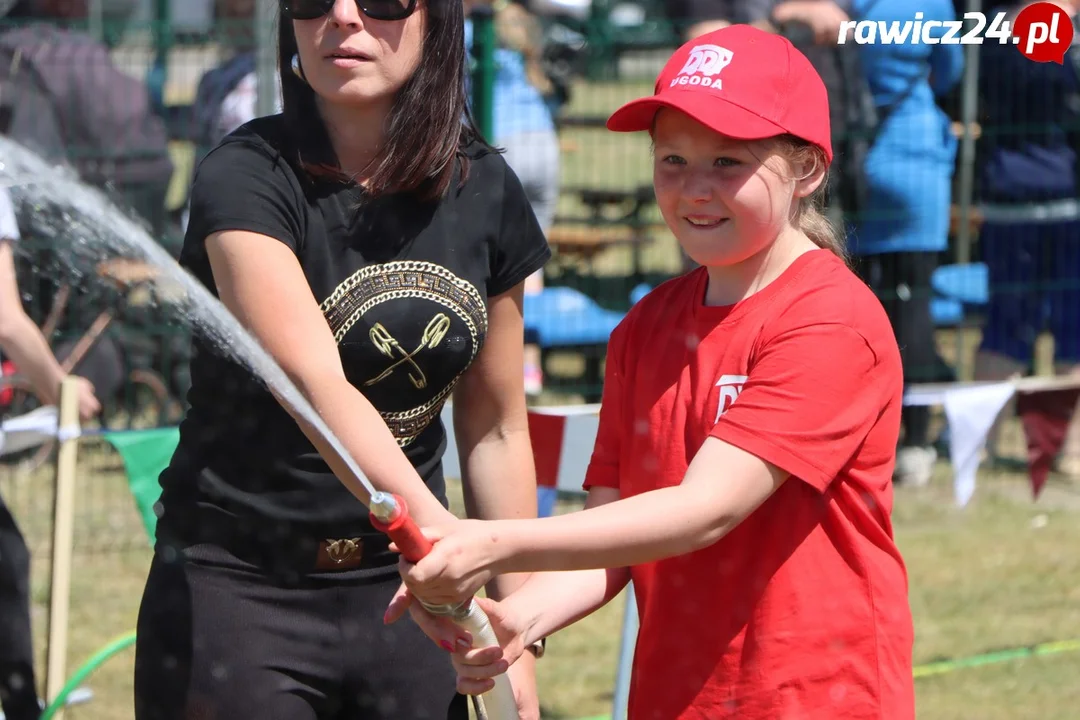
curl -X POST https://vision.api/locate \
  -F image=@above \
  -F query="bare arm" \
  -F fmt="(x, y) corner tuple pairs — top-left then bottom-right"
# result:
(388, 487), (631, 672)
(451, 280), (546, 713)
(0, 239), (66, 406)
(452, 281), (538, 601)
(501, 487), (631, 647)
(205, 231), (455, 527)
(401, 437), (790, 606)
(492, 437), (789, 574)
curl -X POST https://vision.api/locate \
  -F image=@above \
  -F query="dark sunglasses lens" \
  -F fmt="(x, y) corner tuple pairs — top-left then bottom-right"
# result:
(282, 0), (414, 21)
(358, 0), (414, 20)
(282, 0), (333, 20)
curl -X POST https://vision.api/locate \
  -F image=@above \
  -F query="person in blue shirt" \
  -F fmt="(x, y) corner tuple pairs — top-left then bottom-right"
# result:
(465, 0), (560, 395)
(845, 0), (965, 485)
(974, 0), (1080, 476)
(769, 0), (963, 485)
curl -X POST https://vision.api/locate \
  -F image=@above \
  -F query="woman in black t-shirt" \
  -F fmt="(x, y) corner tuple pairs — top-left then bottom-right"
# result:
(133, 2), (550, 719)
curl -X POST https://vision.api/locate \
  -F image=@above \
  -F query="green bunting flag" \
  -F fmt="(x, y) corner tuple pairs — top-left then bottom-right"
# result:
(101, 428), (179, 544)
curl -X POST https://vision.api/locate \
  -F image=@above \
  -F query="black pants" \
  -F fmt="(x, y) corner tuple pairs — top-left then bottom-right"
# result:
(856, 251), (953, 447)
(0, 493), (41, 720)
(134, 542), (467, 720)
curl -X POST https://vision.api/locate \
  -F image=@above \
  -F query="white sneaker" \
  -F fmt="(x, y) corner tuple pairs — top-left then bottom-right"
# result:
(894, 446), (937, 487)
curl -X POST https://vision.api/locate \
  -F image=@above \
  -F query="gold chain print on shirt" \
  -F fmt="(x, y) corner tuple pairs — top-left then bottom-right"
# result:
(320, 261), (487, 447)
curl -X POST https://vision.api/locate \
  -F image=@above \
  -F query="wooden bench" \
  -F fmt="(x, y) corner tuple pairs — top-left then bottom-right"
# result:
(547, 224), (647, 261)
(548, 185), (660, 282)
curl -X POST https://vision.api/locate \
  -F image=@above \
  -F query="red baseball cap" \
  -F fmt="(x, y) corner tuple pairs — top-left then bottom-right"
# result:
(607, 24), (833, 163)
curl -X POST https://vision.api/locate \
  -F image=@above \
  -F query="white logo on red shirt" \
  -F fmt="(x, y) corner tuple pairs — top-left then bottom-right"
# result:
(671, 44), (733, 90)
(715, 374), (749, 423)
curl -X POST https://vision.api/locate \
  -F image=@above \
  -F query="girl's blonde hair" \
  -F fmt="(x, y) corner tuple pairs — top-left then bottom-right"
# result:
(770, 135), (849, 264)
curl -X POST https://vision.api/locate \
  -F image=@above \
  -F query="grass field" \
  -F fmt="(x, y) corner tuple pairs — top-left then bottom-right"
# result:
(6, 61), (1079, 720)
(3, 435), (1079, 720)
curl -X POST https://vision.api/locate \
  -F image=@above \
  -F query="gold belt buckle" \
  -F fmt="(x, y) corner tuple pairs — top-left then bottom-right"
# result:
(325, 537), (362, 564)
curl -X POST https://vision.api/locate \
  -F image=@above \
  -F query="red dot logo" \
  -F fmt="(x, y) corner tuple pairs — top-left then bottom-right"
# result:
(1013, 1), (1075, 64)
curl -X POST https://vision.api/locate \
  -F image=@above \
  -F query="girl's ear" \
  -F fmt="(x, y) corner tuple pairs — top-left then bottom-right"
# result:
(792, 154), (826, 199)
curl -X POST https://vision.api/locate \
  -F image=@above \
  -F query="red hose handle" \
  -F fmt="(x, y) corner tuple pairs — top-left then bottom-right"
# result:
(369, 494), (434, 563)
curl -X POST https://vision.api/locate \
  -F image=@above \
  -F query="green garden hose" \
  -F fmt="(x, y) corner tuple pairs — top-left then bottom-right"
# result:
(39, 630), (137, 720)
(36, 633), (1080, 720)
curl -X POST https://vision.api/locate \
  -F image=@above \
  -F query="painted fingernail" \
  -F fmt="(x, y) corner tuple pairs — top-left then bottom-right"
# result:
(440, 641), (455, 653)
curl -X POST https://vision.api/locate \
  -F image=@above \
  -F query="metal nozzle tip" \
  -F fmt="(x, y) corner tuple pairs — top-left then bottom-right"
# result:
(369, 492), (397, 522)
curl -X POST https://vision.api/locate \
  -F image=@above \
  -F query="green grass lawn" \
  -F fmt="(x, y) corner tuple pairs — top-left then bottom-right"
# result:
(3, 438), (1078, 720)
(9, 67), (1078, 720)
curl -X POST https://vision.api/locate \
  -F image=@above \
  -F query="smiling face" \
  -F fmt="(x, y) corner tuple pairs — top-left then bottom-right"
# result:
(652, 109), (803, 269)
(292, 0), (425, 108)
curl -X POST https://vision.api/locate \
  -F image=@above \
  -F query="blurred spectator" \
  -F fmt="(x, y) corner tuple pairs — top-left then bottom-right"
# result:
(762, 1), (856, 228)
(193, 0), (277, 157)
(0, 0), (173, 235)
(0, 0), (183, 413)
(0, 186), (99, 720)
(466, 0), (560, 395)
(974, 0), (1080, 475)
(842, 0), (964, 486)
(665, 0), (773, 39)
(184, 0), (282, 232)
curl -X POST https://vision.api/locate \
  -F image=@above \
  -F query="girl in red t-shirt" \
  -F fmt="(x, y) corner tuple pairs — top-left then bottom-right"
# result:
(387, 24), (915, 720)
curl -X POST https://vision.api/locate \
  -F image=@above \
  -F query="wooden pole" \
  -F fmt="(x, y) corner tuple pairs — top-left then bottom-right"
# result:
(45, 376), (81, 716)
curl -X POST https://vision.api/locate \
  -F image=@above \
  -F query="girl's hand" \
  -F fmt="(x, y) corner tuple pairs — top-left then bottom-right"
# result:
(384, 590), (532, 695)
(392, 519), (505, 607)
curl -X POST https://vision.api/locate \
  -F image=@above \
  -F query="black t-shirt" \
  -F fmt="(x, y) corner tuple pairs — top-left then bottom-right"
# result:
(157, 115), (550, 546)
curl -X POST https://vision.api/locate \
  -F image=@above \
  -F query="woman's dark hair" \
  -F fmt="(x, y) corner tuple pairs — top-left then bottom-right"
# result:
(278, 1), (489, 201)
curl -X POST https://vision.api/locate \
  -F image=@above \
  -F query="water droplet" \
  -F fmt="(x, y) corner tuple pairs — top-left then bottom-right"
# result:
(0, 136), (380, 501)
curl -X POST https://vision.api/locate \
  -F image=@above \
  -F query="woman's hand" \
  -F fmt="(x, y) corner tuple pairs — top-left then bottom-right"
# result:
(393, 519), (508, 607)
(384, 590), (533, 695)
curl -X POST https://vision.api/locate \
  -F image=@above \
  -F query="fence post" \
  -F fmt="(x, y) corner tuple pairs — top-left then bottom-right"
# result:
(44, 377), (82, 717)
(88, 0), (103, 44)
(149, 0), (171, 111)
(255, 0), (278, 119)
(951, 0), (983, 381)
(470, 5), (496, 142)
(611, 586), (638, 719)
(954, 0), (982, 266)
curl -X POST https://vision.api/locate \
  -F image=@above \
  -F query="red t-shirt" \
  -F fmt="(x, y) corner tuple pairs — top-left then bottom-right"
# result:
(584, 250), (914, 720)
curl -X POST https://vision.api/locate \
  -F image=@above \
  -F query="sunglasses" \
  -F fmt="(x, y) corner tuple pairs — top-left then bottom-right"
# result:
(282, 0), (417, 22)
